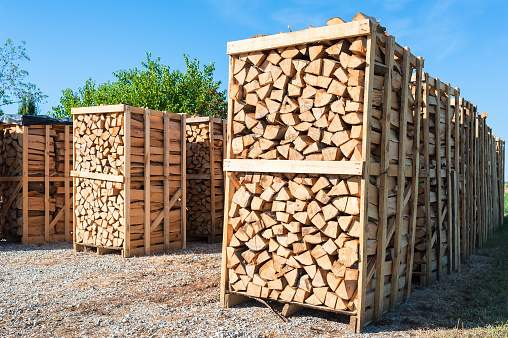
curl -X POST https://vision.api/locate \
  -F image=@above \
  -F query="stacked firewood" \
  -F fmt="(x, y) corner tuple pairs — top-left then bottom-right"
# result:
(186, 120), (224, 236)
(0, 124), (72, 237)
(74, 113), (126, 247)
(226, 172), (375, 309)
(73, 111), (182, 249)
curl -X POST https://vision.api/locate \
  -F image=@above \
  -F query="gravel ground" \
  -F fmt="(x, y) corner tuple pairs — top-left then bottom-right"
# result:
(0, 240), (499, 337)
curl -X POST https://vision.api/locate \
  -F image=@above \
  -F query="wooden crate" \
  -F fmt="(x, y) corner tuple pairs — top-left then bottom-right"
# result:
(185, 116), (226, 243)
(0, 116), (73, 244)
(220, 17), (425, 333)
(219, 15), (505, 333)
(71, 104), (186, 257)
(412, 78), (506, 286)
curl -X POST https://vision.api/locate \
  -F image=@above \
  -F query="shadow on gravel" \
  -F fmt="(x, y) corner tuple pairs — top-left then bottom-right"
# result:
(0, 240), (73, 253)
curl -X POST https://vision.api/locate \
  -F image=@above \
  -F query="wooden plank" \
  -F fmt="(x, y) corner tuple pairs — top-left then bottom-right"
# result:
(71, 170), (125, 183)
(124, 108), (132, 258)
(164, 111), (170, 251)
(144, 109), (151, 255)
(459, 99), (466, 263)
(71, 104), (126, 115)
(404, 56), (423, 300)
(356, 22), (377, 333)
(210, 118), (216, 239)
(444, 83), (452, 274)
(374, 34), (394, 321)
(45, 125), (50, 242)
(73, 117), (78, 250)
(220, 55), (248, 308)
(181, 113), (187, 249)
(223, 159), (363, 175)
(390, 46), (410, 309)
(64, 125), (70, 242)
(186, 116), (211, 123)
(434, 78), (443, 280)
(22, 126), (28, 244)
(227, 20), (371, 55)
(48, 207), (65, 231)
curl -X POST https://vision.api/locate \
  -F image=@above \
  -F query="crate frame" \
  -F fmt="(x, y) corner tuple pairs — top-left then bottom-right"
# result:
(71, 104), (186, 257)
(0, 123), (72, 244)
(186, 116), (227, 243)
(220, 19), (423, 333)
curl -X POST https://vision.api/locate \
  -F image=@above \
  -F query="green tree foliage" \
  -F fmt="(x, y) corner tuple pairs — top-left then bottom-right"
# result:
(51, 54), (227, 118)
(18, 96), (38, 115)
(0, 39), (46, 114)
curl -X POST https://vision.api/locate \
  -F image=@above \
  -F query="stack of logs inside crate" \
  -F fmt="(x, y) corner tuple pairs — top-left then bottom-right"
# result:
(0, 122), (72, 243)
(223, 14), (422, 328)
(186, 116), (225, 242)
(72, 105), (186, 256)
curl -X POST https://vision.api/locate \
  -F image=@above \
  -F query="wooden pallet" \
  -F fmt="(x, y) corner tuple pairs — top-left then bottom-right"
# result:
(0, 121), (73, 244)
(71, 105), (186, 258)
(186, 116), (226, 242)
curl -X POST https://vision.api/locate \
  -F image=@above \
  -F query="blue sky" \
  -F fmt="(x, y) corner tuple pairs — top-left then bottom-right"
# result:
(1, 0), (507, 177)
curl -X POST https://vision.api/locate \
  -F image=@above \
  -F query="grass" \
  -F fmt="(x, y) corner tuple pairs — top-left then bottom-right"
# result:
(370, 194), (508, 337)
(423, 194), (508, 337)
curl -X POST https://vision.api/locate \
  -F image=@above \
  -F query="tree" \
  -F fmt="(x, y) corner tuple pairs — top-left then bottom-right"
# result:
(0, 39), (45, 114)
(51, 54), (227, 118)
(18, 96), (38, 115)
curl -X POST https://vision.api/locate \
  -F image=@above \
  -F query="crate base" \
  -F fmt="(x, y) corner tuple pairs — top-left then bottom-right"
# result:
(225, 291), (357, 331)
(187, 233), (222, 244)
(74, 241), (184, 258)
(74, 242), (123, 256)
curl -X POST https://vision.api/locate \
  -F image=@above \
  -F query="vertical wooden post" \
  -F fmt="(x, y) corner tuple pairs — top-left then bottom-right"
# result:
(163, 112), (170, 251)
(444, 84), (452, 274)
(220, 55), (248, 308)
(405, 56), (423, 300)
(460, 99), (466, 263)
(181, 113), (187, 249)
(374, 34), (394, 320)
(44, 125), (50, 242)
(390, 46), (410, 309)
(22, 126), (29, 244)
(64, 125), (70, 242)
(356, 21), (377, 332)
(434, 79), (443, 280)
(453, 88), (460, 272)
(209, 117), (216, 242)
(144, 109), (151, 255)
(124, 107), (132, 258)
(423, 73), (432, 284)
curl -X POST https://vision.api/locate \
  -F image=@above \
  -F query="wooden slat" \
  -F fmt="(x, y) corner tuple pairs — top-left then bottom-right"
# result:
(45, 125), (50, 242)
(434, 78), (443, 280)
(71, 104), (126, 115)
(22, 126), (28, 244)
(124, 108), (132, 258)
(144, 109), (151, 255)
(356, 22), (377, 333)
(374, 34), (394, 321)
(64, 125), (70, 242)
(181, 113), (187, 249)
(164, 111), (170, 251)
(209, 118), (216, 239)
(227, 20), (371, 55)
(390, 46), (410, 309)
(404, 56), (423, 300)
(223, 159), (363, 175)
(453, 88), (460, 271)
(220, 55), (249, 308)
(71, 170), (125, 183)
(444, 83), (452, 274)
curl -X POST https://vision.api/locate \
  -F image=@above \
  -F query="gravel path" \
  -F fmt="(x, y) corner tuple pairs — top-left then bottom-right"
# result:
(0, 241), (469, 338)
